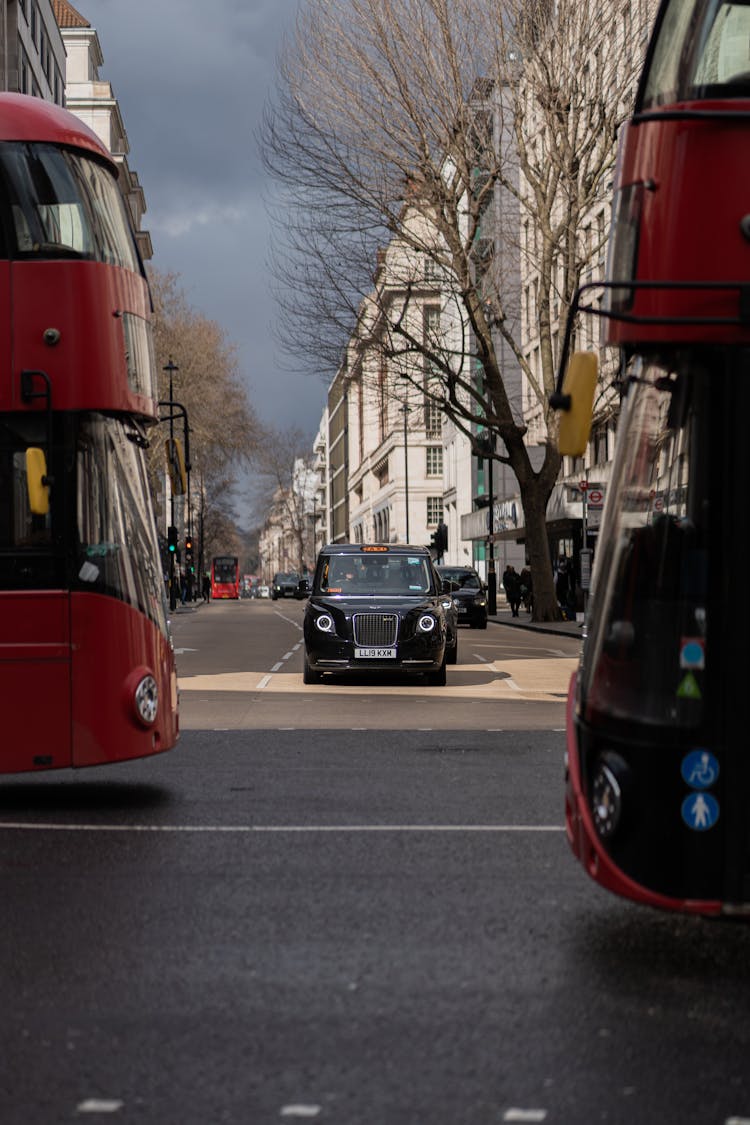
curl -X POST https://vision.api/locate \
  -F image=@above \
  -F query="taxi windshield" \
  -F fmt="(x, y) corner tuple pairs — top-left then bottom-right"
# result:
(318, 554), (434, 595)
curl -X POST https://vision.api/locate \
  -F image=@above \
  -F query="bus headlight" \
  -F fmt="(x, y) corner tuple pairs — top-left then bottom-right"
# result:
(591, 752), (630, 839)
(133, 674), (158, 725)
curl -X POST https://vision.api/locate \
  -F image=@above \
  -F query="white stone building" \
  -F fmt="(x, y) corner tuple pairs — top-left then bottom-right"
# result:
(53, 0), (152, 260)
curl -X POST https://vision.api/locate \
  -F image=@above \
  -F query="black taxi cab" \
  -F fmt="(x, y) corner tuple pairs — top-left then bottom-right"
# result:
(302, 543), (457, 685)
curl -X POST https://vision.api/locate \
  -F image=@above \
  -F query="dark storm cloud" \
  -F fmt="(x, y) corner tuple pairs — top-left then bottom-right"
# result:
(80, 0), (324, 435)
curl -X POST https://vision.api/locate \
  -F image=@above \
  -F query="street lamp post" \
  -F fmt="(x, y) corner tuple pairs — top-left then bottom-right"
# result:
(401, 404), (411, 543)
(487, 449), (497, 615)
(163, 358), (179, 611)
(478, 431), (497, 615)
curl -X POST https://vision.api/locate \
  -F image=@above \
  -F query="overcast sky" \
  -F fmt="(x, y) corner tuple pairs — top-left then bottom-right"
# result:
(82, 0), (325, 443)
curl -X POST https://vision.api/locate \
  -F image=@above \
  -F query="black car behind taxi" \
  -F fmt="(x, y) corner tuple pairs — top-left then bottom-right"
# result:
(436, 565), (488, 629)
(303, 543), (457, 685)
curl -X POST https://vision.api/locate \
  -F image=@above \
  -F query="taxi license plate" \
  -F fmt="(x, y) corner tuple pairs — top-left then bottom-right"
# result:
(355, 647), (397, 659)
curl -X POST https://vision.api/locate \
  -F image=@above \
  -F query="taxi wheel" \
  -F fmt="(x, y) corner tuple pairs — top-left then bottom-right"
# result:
(303, 654), (321, 684)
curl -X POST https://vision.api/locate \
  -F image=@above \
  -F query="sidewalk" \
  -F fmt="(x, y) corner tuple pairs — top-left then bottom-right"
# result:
(488, 602), (583, 639)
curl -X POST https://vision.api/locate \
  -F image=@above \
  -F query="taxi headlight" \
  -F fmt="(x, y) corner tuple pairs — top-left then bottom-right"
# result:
(134, 674), (158, 725)
(315, 614), (334, 633)
(417, 614), (436, 632)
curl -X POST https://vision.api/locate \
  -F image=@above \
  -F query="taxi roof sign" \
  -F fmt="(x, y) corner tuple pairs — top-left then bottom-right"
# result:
(362, 545), (389, 552)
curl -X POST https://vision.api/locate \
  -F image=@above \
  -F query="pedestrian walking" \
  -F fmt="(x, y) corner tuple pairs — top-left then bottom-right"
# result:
(202, 572), (211, 602)
(502, 564), (522, 617)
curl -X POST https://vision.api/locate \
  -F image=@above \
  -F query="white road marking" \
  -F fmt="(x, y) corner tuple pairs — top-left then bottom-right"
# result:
(280, 1107), (321, 1119)
(503, 1111), (548, 1123)
(76, 1100), (124, 1114)
(271, 662), (283, 672)
(0, 822), (564, 834)
(274, 611), (303, 630)
(257, 674), (272, 689)
(505, 678), (521, 691)
(282, 652), (294, 661)
(173, 647), (198, 654)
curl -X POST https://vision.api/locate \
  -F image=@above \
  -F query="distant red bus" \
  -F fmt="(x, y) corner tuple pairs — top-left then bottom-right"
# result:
(0, 94), (178, 773)
(211, 556), (240, 599)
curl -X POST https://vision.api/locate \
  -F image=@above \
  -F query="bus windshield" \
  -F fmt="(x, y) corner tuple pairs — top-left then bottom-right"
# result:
(581, 359), (709, 729)
(75, 414), (169, 635)
(0, 142), (140, 270)
(641, 0), (750, 109)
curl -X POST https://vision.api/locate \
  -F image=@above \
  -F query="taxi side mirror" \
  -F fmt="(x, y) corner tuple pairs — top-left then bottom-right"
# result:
(556, 352), (598, 457)
(26, 447), (50, 515)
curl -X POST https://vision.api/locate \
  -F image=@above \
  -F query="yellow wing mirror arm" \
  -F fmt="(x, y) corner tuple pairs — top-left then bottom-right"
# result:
(26, 447), (51, 516)
(551, 352), (598, 458)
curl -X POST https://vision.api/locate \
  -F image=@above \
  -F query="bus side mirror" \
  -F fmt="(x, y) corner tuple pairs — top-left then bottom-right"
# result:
(26, 447), (50, 515)
(556, 353), (598, 457)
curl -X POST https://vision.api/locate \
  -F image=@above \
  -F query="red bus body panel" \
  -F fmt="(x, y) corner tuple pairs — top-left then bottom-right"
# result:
(0, 94), (111, 162)
(0, 592), (178, 774)
(212, 584), (239, 600)
(1, 261), (156, 417)
(0, 591), (73, 771)
(0, 262), (9, 379)
(70, 594), (178, 769)
(607, 103), (750, 346)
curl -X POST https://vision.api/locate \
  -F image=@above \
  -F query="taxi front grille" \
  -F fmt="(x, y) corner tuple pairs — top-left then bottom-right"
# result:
(353, 613), (398, 647)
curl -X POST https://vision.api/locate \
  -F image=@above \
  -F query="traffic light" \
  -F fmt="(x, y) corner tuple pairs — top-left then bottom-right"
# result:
(185, 536), (195, 573)
(167, 525), (177, 553)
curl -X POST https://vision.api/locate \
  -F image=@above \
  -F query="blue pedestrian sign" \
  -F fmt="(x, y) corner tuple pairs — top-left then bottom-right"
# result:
(681, 792), (719, 832)
(680, 749), (720, 790)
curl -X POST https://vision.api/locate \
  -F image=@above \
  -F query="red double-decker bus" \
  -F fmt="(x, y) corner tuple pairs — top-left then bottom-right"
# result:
(555, 0), (750, 914)
(0, 94), (178, 774)
(211, 556), (240, 599)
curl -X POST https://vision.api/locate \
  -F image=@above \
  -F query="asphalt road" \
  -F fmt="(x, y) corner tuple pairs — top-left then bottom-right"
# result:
(1, 601), (749, 1125)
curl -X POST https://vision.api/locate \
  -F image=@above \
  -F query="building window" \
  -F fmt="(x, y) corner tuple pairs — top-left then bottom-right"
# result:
(426, 446), (443, 477)
(426, 496), (443, 527)
(424, 398), (442, 438)
(424, 255), (441, 282)
(592, 422), (608, 465)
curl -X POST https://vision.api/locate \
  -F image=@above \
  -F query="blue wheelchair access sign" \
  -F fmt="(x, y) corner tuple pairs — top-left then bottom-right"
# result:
(680, 749), (719, 790)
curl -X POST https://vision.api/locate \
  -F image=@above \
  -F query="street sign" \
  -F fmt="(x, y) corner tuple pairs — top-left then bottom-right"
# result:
(579, 480), (589, 492)
(588, 488), (604, 507)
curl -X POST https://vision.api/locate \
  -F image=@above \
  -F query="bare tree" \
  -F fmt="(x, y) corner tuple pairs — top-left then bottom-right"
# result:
(147, 268), (262, 552)
(251, 425), (318, 574)
(260, 0), (649, 619)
